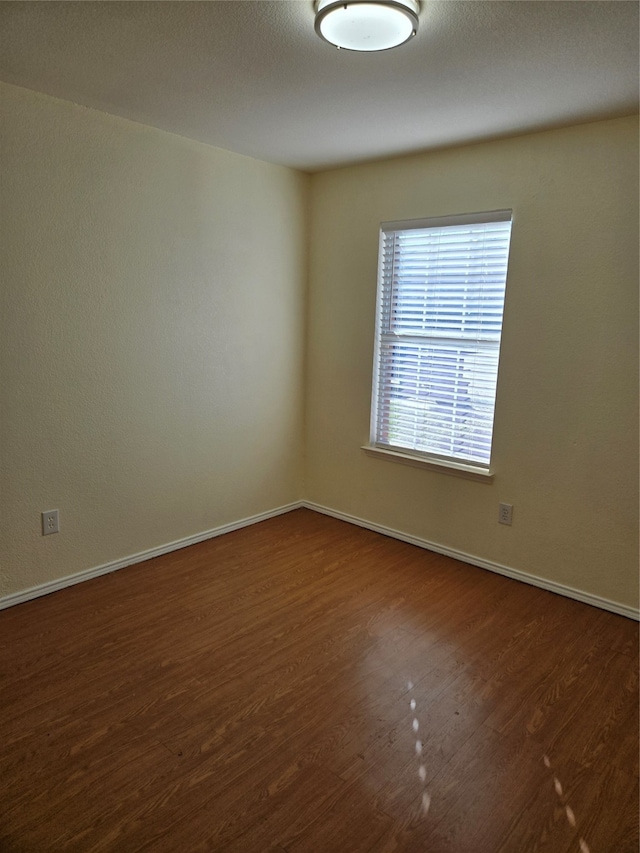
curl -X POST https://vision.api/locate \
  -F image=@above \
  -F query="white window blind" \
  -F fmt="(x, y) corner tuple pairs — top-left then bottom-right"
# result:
(371, 210), (513, 468)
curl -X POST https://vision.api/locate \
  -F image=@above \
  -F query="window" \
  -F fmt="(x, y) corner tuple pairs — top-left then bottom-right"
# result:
(369, 210), (513, 473)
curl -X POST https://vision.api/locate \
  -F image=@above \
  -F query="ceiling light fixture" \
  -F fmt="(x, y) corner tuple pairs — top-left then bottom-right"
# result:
(315, 0), (419, 52)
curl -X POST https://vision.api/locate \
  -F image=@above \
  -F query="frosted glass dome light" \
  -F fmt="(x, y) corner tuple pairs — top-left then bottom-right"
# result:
(315, 0), (420, 52)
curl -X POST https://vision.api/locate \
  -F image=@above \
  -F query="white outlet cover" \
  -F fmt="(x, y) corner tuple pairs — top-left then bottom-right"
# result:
(42, 509), (60, 535)
(498, 503), (513, 525)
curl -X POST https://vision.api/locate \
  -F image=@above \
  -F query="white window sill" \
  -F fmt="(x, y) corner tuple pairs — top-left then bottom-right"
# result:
(361, 445), (494, 482)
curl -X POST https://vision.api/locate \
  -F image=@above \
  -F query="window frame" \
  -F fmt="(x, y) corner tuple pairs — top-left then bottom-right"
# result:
(366, 210), (513, 478)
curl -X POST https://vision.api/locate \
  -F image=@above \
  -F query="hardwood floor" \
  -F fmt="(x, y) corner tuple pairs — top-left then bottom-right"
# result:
(1, 508), (637, 852)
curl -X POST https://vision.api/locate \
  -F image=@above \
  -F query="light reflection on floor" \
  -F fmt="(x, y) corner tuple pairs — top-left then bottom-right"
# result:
(405, 680), (592, 850)
(543, 753), (591, 853)
(407, 680), (431, 816)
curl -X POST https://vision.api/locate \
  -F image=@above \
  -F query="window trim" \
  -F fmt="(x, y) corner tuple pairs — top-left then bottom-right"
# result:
(361, 444), (494, 481)
(369, 209), (512, 476)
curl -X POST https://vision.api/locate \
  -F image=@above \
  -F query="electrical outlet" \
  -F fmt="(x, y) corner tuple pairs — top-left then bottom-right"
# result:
(42, 509), (60, 535)
(498, 503), (513, 526)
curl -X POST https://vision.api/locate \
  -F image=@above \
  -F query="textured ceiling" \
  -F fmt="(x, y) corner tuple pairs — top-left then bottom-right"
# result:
(0, 1), (638, 172)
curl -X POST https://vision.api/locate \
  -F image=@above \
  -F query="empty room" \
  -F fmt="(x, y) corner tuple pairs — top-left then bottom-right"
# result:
(0, 2), (638, 851)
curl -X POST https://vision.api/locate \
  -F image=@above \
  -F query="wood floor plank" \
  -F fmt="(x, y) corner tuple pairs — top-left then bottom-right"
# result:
(284, 769), (395, 853)
(0, 508), (637, 852)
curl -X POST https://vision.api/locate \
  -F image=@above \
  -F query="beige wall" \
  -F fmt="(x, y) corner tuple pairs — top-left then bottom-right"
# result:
(306, 116), (639, 611)
(0, 83), (308, 599)
(2, 81), (637, 614)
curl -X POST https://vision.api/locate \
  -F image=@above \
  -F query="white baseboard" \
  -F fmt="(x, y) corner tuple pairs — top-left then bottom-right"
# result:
(0, 501), (304, 611)
(3, 499), (637, 622)
(302, 501), (640, 622)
